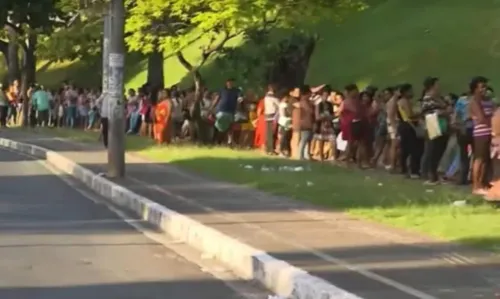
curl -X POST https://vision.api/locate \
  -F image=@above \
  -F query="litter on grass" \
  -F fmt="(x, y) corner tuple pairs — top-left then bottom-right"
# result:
(240, 164), (310, 172)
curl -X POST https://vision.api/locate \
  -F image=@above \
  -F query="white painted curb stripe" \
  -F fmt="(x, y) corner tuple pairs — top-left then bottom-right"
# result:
(0, 138), (362, 299)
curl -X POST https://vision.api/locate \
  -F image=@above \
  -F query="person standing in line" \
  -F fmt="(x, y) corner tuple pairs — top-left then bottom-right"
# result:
(314, 86), (335, 161)
(153, 89), (172, 145)
(0, 83), (9, 127)
(340, 84), (362, 165)
(469, 76), (493, 195)
(278, 94), (293, 157)
(7, 79), (19, 126)
(421, 77), (450, 184)
(453, 92), (473, 185)
(171, 90), (185, 141)
(294, 85), (315, 160)
(331, 91), (343, 161)
(385, 86), (400, 171)
(212, 78), (242, 145)
(65, 84), (78, 128)
(397, 83), (424, 178)
(371, 87), (391, 167)
(31, 85), (51, 127)
(253, 95), (266, 149)
(97, 90), (109, 148)
(263, 83), (280, 155)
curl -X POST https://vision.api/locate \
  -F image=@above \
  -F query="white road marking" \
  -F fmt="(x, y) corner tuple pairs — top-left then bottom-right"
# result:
(127, 176), (439, 299)
(6, 147), (269, 299)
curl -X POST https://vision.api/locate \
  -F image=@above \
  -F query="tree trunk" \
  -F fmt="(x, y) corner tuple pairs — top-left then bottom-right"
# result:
(21, 33), (37, 127)
(6, 26), (20, 84)
(0, 40), (8, 68)
(147, 46), (164, 90)
(267, 35), (317, 89)
(176, 51), (204, 100)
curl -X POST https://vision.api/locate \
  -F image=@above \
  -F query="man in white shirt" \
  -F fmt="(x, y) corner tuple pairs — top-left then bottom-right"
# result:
(97, 91), (109, 148)
(264, 83), (279, 154)
(170, 90), (184, 139)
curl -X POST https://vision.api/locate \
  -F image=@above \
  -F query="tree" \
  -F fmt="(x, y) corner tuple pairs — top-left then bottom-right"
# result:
(125, 0), (365, 98)
(0, 0), (83, 125)
(36, 0), (108, 63)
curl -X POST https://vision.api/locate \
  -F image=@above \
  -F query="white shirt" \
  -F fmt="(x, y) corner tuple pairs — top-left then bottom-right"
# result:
(264, 92), (279, 115)
(97, 94), (109, 118)
(278, 102), (291, 128)
(171, 97), (183, 120)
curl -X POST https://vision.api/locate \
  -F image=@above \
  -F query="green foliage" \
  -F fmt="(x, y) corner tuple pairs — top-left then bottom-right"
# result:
(125, 0), (367, 71)
(37, 16), (102, 61)
(3, 0), (65, 33)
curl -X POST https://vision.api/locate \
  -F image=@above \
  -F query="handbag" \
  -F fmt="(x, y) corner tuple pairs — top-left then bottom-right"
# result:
(425, 112), (442, 140)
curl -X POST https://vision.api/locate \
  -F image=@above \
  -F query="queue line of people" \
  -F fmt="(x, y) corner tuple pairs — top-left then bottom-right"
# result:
(2, 76), (500, 199)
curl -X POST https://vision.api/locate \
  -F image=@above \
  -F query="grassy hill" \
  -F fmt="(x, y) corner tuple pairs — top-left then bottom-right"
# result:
(3, 0), (500, 93)
(306, 0), (500, 92)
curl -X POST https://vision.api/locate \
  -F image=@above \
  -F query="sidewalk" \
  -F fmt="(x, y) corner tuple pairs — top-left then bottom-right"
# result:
(5, 130), (500, 299)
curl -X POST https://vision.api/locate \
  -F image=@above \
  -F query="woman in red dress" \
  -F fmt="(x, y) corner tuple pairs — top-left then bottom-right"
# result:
(340, 84), (363, 164)
(253, 98), (266, 149)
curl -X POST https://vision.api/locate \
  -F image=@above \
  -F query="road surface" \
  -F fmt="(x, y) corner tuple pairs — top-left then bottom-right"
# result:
(0, 147), (267, 299)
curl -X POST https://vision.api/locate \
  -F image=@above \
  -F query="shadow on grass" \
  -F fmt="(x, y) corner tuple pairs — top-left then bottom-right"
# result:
(3, 127), (155, 152)
(36, 52), (147, 89)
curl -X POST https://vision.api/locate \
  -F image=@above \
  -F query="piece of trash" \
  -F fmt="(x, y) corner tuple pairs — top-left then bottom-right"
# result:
(213, 266), (228, 273)
(377, 182), (383, 186)
(452, 200), (467, 207)
(306, 181), (314, 186)
(201, 253), (214, 260)
(425, 189), (434, 193)
(243, 165), (253, 169)
(294, 166), (304, 172)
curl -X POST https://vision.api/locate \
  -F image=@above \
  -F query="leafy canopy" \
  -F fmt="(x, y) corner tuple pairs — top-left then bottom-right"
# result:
(125, 0), (366, 67)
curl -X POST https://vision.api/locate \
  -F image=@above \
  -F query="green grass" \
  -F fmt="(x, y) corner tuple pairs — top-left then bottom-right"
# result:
(306, 0), (500, 92)
(33, 127), (500, 252)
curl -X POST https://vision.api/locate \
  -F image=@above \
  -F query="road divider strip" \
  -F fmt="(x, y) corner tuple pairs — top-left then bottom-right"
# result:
(0, 137), (362, 299)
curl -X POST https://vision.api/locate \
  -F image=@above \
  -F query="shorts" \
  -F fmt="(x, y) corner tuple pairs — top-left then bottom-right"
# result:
(215, 111), (234, 132)
(351, 119), (363, 141)
(387, 123), (397, 140)
(473, 135), (491, 161)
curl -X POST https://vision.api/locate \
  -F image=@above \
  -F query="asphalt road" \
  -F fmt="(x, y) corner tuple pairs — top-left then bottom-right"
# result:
(0, 147), (266, 299)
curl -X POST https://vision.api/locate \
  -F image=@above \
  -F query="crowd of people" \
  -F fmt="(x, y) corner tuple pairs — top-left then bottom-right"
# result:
(1, 76), (500, 200)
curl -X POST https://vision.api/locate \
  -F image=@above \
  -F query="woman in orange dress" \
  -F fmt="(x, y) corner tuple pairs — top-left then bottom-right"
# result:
(153, 89), (172, 145)
(253, 97), (266, 148)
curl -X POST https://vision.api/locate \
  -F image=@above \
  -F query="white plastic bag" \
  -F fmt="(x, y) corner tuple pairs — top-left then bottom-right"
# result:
(425, 112), (442, 140)
(336, 132), (347, 152)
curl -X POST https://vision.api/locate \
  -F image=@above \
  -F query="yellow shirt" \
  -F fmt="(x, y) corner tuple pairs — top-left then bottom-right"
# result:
(241, 111), (257, 131)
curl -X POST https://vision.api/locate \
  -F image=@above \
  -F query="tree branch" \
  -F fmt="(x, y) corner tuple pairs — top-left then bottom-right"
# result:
(0, 39), (7, 54)
(200, 29), (243, 64)
(4, 22), (23, 35)
(0, 39), (8, 65)
(176, 51), (194, 72)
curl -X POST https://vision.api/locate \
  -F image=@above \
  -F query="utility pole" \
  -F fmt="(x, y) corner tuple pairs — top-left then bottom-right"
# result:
(106, 0), (126, 178)
(102, 12), (110, 118)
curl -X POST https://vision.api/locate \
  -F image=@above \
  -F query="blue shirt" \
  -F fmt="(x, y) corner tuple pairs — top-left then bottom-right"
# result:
(32, 90), (50, 111)
(454, 96), (473, 128)
(216, 88), (240, 114)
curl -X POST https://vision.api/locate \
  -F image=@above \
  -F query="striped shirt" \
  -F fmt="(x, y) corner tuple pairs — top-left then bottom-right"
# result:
(473, 99), (494, 137)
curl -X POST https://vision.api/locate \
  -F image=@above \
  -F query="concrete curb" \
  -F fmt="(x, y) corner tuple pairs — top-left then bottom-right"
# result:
(0, 137), (362, 299)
